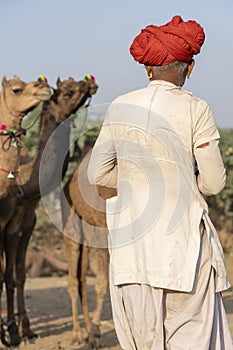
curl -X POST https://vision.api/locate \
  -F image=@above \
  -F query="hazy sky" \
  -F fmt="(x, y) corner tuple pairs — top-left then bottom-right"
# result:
(1, 0), (232, 127)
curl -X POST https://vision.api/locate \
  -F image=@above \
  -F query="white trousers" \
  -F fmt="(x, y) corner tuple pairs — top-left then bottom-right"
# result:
(110, 228), (233, 349)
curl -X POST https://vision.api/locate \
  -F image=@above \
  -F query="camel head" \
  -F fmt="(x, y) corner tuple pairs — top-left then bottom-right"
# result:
(0, 75), (53, 123)
(53, 76), (99, 118)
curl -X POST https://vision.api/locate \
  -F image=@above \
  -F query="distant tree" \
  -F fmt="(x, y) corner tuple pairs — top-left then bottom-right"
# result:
(21, 102), (42, 157)
(207, 129), (233, 232)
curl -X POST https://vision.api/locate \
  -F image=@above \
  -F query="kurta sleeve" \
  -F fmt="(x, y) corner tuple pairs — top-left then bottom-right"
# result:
(87, 115), (117, 188)
(192, 102), (226, 196)
(192, 102), (220, 149)
(194, 140), (226, 196)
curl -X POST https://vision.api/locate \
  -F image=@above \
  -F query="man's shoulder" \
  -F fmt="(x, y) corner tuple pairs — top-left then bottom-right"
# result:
(109, 86), (211, 117)
(112, 87), (148, 104)
(182, 88), (209, 108)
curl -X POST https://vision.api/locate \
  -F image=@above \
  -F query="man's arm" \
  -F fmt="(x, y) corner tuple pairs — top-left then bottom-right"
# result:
(194, 140), (226, 196)
(87, 122), (117, 188)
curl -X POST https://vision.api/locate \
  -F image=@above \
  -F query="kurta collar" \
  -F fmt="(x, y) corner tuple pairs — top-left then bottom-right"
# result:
(148, 80), (180, 89)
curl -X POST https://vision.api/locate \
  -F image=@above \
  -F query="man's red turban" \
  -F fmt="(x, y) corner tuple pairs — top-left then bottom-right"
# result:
(130, 15), (205, 66)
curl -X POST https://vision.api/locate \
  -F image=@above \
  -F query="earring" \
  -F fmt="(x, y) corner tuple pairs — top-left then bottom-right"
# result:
(147, 72), (153, 80)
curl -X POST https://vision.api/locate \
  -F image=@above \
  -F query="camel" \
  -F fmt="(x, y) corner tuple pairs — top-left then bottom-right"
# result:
(0, 75), (53, 199)
(0, 75), (53, 346)
(0, 75), (53, 224)
(62, 137), (116, 349)
(3, 76), (98, 346)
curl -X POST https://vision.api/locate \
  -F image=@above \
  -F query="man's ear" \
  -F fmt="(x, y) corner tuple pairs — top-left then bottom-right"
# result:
(144, 65), (153, 80)
(144, 64), (152, 73)
(187, 60), (195, 79)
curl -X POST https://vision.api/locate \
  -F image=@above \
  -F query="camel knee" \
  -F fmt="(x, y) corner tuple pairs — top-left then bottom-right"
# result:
(67, 279), (79, 299)
(95, 283), (108, 300)
(4, 274), (15, 293)
(95, 272), (109, 297)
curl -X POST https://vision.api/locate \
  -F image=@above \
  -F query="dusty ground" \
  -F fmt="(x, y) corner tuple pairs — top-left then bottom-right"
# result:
(0, 274), (120, 350)
(0, 245), (232, 350)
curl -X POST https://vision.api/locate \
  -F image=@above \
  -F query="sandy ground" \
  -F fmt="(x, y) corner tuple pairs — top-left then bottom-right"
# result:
(0, 275), (120, 350)
(0, 254), (232, 350)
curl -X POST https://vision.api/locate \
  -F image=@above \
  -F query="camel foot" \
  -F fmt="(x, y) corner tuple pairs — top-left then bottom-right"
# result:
(7, 322), (21, 347)
(88, 323), (102, 349)
(70, 330), (84, 346)
(22, 327), (38, 342)
(20, 315), (38, 342)
(22, 331), (38, 344)
(0, 324), (10, 348)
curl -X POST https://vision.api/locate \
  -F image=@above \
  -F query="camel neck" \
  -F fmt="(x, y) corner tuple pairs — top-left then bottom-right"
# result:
(0, 94), (23, 130)
(18, 105), (72, 199)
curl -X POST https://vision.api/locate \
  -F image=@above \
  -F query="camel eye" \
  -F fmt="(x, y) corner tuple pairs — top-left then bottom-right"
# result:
(13, 88), (22, 95)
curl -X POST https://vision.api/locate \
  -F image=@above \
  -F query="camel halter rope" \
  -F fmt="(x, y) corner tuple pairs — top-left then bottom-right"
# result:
(0, 104), (47, 180)
(0, 76), (51, 181)
(73, 96), (92, 129)
(0, 105), (47, 183)
(73, 73), (95, 132)
(0, 125), (26, 179)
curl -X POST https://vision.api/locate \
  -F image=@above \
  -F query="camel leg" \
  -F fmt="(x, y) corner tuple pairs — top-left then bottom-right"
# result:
(79, 237), (92, 333)
(15, 214), (38, 342)
(88, 246), (109, 349)
(4, 227), (21, 346)
(0, 236), (10, 348)
(0, 275), (7, 347)
(63, 211), (84, 345)
(92, 247), (109, 324)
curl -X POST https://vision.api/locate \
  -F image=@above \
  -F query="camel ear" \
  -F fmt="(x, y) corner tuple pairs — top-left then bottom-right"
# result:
(56, 77), (61, 87)
(13, 75), (20, 80)
(2, 75), (8, 87)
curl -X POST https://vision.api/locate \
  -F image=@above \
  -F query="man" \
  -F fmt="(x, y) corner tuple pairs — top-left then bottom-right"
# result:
(88, 15), (232, 349)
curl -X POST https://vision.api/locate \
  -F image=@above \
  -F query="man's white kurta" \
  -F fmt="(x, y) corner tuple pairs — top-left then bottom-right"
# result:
(88, 80), (229, 293)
